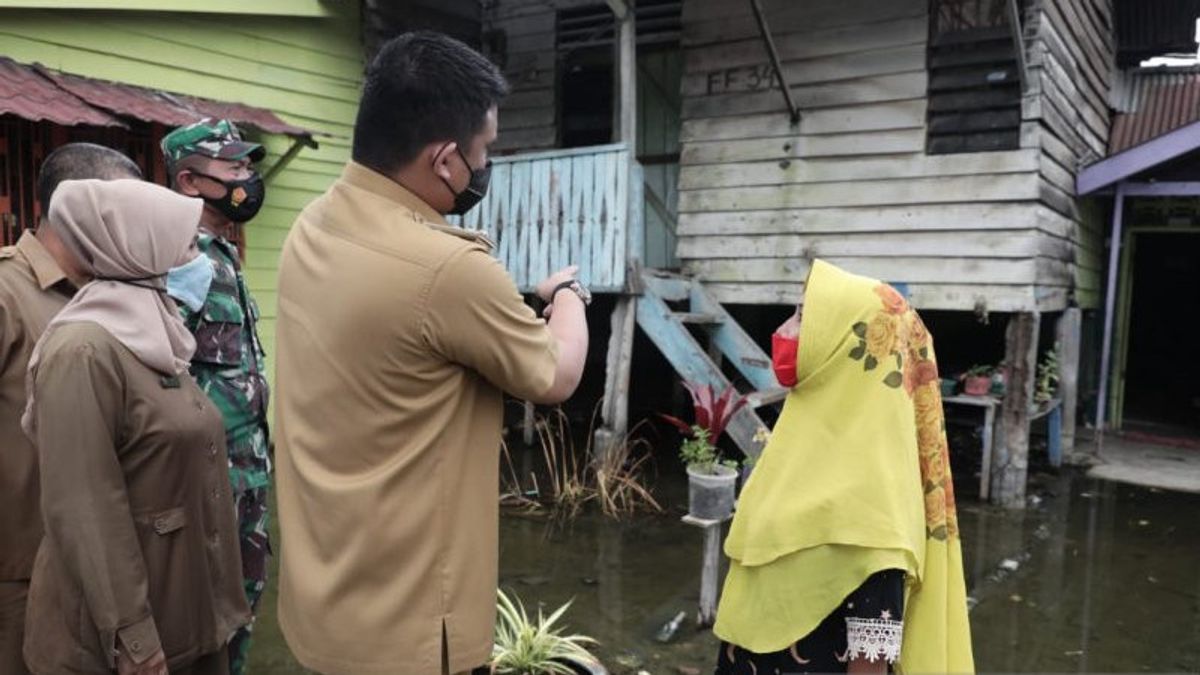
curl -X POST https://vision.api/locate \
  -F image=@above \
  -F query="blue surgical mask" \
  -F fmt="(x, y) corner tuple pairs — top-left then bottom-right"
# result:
(166, 255), (214, 312)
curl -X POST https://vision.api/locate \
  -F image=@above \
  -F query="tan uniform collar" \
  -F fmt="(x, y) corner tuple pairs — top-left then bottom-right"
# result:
(340, 161), (494, 252)
(15, 231), (70, 291)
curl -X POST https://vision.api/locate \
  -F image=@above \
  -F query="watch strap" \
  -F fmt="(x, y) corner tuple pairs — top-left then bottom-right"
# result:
(551, 279), (579, 301)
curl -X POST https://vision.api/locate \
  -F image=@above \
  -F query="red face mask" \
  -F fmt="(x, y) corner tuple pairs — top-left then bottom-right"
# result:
(772, 332), (799, 388)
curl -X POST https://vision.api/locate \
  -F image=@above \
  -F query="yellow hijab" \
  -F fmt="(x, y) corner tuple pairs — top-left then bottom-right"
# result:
(714, 260), (974, 673)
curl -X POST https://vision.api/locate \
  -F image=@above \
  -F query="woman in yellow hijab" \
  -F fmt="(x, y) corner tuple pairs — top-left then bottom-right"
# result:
(713, 260), (974, 674)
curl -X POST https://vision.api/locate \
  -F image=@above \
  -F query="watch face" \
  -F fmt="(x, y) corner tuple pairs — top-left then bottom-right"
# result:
(575, 282), (593, 304)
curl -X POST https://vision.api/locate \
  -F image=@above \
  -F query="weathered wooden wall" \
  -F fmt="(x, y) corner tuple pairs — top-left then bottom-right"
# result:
(0, 6), (363, 380)
(676, 0), (1097, 312)
(486, 0), (585, 152)
(1023, 0), (1113, 309)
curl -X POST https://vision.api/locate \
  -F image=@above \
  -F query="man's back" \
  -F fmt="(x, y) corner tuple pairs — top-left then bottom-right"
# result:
(274, 162), (558, 675)
(0, 234), (70, 582)
(0, 234), (71, 675)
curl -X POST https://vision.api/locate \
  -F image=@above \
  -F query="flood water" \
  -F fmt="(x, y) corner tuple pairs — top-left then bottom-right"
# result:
(248, 467), (1200, 673)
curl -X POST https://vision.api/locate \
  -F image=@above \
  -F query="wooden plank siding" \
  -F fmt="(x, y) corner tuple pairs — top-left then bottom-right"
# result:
(0, 6), (364, 380)
(486, 0), (563, 152)
(1021, 0), (1113, 310)
(675, 0), (1107, 312)
(478, 0), (1111, 312)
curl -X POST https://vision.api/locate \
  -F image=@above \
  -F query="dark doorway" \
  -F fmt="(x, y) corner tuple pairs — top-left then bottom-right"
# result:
(1122, 232), (1200, 433)
(559, 48), (614, 148)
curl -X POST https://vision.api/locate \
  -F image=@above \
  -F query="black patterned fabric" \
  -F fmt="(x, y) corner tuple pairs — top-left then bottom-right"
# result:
(714, 569), (906, 674)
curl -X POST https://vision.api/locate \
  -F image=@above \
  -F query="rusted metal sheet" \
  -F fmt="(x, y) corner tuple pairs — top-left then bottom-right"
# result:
(1, 57), (315, 139)
(0, 57), (123, 127)
(1110, 68), (1200, 153)
(174, 94), (314, 138)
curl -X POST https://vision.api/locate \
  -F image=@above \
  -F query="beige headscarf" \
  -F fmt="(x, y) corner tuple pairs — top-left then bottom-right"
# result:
(22, 179), (203, 436)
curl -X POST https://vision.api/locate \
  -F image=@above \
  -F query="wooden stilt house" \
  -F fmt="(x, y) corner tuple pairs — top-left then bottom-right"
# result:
(451, 0), (1125, 508)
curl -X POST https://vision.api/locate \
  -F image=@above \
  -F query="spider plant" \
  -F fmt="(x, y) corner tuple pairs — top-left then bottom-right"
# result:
(492, 589), (599, 675)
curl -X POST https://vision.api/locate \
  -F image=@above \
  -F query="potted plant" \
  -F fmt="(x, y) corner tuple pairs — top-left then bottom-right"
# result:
(961, 365), (994, 397)
(492, 589), (606, 675)
(661, 383), (747, 521)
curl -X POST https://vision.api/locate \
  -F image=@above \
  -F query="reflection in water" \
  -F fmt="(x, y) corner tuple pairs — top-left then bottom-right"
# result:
(965, 475), (1199, 672)
(249, 469), (1200, 673)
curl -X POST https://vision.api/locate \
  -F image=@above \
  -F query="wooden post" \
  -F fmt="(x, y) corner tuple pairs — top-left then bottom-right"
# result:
(613, 0), (636, 148)
(522, 400), (535, 446)
(992, 312), (1040, 508)
(683, 515), (726, 626)
(698, 523), (721, 626)
(595, 296), (637, 460)
(1056, 308), (1082, 456)
(1096, 184), (1126, 440)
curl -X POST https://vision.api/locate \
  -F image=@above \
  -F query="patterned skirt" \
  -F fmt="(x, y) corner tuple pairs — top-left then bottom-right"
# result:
(714, 569), (905, 674)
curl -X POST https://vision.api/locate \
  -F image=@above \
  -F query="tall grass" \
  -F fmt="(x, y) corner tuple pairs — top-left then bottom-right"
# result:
(501, 404), (661, 520)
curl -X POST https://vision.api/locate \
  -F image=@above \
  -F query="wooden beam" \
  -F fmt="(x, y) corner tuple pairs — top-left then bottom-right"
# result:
(1119, 181), (1200, 197)
(595, 296), (637, 460)
(1095, 184), (1125, 436)
(614, 2), (637, 146)
(605, 0), (629, 20)
(992, 311), (1040, 508)
(522, 400), (535, 446)
(682, 515), (730, 626)
(1076, 119), (1200, 195)
(1056, 307), (1082, 456)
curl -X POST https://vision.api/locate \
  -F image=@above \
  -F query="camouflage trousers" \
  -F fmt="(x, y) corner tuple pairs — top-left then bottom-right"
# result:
(228, 486), (270, 675)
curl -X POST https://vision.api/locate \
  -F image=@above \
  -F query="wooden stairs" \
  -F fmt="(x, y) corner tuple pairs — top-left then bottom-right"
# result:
(624, 269), (787, 460)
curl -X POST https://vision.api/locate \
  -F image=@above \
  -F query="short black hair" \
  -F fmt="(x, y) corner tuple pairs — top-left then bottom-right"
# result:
(37, 143), (142, 209)
(352, 31), (509, 174)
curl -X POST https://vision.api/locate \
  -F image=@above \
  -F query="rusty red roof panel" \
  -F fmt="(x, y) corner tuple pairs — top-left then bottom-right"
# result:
(1111, 70), (1200, 154)
(0, 57), (123, 127)
(175, 95), (315, 138)
(1, 57), (316, 141)
(36, 65), (200, 128)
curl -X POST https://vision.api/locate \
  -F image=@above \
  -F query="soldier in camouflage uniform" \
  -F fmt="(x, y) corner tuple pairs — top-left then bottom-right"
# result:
(161, 119), (271, 675)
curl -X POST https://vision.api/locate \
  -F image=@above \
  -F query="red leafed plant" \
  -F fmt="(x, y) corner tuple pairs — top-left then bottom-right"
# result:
(659, 382), (748, 443)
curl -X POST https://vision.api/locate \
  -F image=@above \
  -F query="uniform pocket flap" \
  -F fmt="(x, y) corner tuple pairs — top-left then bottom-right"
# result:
(150, 507), (186, 535)
(202, 296), (245, 325)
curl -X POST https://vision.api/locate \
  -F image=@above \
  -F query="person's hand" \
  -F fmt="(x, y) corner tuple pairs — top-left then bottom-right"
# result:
(535, 265), (579, 304)
(116, 647), (167, 675)
(775, 306), (801, 339)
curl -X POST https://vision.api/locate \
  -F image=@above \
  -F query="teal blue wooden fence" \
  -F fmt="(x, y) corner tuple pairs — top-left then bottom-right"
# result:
(450, 143), (639, 293)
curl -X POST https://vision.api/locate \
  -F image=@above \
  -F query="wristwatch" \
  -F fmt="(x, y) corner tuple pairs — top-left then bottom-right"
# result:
(551, 279), (592, 306)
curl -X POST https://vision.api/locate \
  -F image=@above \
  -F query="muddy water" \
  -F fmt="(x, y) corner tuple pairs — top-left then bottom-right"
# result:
(248, 469), (1200, 673)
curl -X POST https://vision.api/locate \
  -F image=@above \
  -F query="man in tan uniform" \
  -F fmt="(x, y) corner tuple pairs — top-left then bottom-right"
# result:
(0, 144), (141, 674)
(274, 32), (590, 675)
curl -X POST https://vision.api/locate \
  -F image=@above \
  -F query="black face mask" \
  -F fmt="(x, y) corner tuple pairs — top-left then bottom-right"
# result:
(190, 171), (265, 223)
(439, 146), (492, 216)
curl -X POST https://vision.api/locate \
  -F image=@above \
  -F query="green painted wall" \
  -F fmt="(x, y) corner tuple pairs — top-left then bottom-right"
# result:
(0, 6), (364, 381)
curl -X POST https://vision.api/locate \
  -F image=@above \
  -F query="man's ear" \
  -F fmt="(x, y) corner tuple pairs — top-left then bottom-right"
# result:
(175, 170), (202, 198)
(430, 141), (457, 183)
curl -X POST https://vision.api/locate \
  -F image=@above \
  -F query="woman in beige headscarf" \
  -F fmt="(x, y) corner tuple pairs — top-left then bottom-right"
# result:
(21, 179), (249, 675)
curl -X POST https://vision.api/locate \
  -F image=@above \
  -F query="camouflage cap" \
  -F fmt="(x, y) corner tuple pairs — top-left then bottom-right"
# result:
(161, 118), (265, 166)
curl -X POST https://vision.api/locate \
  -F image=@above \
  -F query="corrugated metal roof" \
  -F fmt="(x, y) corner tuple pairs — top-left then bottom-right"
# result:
(0, 57), (123, 127)
(175, 94), (315, 138)
(1109, 67), (1200, 154)
(0, 57), (316, 140)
